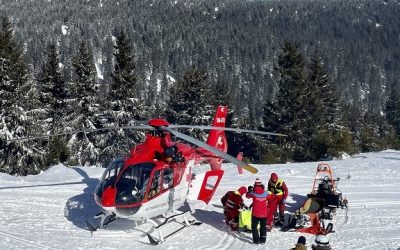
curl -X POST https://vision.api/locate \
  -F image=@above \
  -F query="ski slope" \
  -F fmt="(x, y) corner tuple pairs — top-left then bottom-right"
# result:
(0, 150), (399, 250)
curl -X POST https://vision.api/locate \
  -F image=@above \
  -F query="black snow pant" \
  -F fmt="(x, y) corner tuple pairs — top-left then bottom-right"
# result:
(251, 215), (267, 244)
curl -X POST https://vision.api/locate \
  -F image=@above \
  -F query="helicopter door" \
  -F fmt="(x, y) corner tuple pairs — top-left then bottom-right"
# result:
(190, 169), (224, 204)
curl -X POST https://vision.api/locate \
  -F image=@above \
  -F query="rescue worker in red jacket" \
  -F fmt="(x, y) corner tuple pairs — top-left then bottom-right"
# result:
(267, 172), (289, 229)
(246, 178), (275, 244)
(221, 186), (247, 230)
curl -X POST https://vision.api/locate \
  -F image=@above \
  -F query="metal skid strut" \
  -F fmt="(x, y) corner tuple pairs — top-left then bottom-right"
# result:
(146, 210), (202, 245)
(86, 211), (116, 232)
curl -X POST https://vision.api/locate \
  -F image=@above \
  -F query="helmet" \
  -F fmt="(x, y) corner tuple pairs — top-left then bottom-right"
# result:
(254, 178), (262, 186)
(165, 146), (177, 157)
(315, 235), (329, 245)
(238, 186), (247, 195)
(270, 173), (278, 182)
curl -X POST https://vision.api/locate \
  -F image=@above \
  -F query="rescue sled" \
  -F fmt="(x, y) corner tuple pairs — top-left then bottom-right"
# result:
(283, 163), (348, 235)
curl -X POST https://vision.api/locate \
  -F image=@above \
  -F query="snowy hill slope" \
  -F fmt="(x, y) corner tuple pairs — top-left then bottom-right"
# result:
(1, 151), (399, 250)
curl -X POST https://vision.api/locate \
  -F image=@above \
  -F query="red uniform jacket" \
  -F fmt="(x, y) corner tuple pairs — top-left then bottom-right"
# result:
(221, 191), (244, 212)
(246, 185), (275, 218)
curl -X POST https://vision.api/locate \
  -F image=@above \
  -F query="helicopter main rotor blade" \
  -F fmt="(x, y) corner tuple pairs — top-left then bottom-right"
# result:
(6, 125), (154, 142)
(168, 125), (286, 137)
(162, 126), (258, 174)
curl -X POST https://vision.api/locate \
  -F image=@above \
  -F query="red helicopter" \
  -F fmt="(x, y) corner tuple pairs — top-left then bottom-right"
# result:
(84, 106), (286, 244)
(8, 105), (285, 244)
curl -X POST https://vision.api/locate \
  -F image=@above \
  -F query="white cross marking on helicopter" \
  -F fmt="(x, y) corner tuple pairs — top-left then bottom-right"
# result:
(217, 135), (224, 146)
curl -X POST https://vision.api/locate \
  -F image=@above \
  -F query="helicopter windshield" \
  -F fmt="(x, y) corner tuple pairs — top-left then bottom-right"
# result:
(95, 158), (125, 200)
(115, 162), (155, 205)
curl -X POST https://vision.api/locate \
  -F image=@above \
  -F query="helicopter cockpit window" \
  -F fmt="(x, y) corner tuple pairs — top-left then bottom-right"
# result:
(115, 162), (155, 205)
(163, 168), (174, 190)
(95, 159), (125, 199)
(102, 159), (124, 181)
(148, 170), (162, 199)
(205, 176), (218, 190)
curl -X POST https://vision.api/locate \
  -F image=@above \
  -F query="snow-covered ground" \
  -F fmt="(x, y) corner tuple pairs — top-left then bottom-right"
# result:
(1, 150), (400, 250)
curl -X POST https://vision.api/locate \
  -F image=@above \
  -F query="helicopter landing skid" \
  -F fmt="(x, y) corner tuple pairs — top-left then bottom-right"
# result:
(146, 211), (202, 245)
(86, 212), (116, 233)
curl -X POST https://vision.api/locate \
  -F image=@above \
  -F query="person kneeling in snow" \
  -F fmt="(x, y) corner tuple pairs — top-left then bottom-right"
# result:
(221, 186), (247, 230)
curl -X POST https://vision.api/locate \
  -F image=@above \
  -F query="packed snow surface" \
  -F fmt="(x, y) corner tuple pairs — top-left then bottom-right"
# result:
(1, 150), (400, 249)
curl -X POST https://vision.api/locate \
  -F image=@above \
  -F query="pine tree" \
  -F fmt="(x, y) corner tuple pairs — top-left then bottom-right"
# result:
(98, 29), (144, 165)
(38, 43), (67, 128)
(360, 112), (385, 152)
(263, 41), (307, 162)
(0, 16), (43, 175)
(385, 84), (400, 136)
(165, 68), (213, 140)
(304, 50), (343, 160)
(37, 43), (69, 165)
(340, 103), (362, 153)
(67, 41), (100, 166)
(109, 30), (137, 103)
(384, 84), (400, 149)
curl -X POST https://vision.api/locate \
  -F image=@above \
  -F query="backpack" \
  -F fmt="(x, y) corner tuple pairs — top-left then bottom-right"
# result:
(221, 191), (234, 206)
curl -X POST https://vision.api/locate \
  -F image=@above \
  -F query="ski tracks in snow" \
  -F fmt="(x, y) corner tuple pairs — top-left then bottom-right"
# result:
(0, 229), (58, 250)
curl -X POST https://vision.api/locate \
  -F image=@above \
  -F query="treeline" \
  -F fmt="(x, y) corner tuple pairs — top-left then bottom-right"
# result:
(2, 15), (400, 176)
(1, 0), (400, 118)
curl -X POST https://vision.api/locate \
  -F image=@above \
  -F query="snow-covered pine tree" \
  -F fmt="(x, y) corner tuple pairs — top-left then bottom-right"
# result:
(165, 68), (213, 140)
(360, 111), (389, 152)
(37, 43), (69, 166)
(97, 29), (145, 166)
(385, 83), (400, 143)
(263, 41), (307, 162)
(153, 71), (170, 116)
(340, 103), (363, 153)
(211, 80), (262, 162)
(303, 50), (344, 160)
(262, 100), (285, 163)
(0, 17), (43, 175)
(67, 41), (101, 166)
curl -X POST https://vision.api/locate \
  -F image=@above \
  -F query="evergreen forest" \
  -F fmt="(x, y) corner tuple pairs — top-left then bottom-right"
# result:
(1, 0), (400, 175)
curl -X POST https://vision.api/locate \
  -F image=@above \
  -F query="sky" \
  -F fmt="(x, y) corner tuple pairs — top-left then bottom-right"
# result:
(0, 150), (399, 250)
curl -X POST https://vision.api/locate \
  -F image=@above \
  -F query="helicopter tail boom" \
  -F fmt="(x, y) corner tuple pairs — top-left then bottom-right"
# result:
(204, 106), (228, 170)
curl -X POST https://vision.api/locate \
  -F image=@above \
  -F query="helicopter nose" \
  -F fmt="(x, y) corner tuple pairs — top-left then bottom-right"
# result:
(116, 205), (142, 217)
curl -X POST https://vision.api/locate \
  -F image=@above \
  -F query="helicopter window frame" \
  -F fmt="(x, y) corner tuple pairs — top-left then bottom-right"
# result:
(162, 168), (174, 190)
(101, 159), (125, 183)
